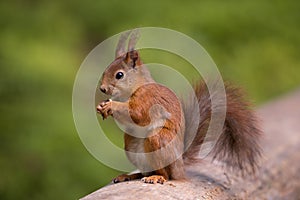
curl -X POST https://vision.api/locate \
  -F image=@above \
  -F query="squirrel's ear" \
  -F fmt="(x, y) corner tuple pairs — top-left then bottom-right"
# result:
(115, 31), (131, 58)
(125, 50), (140, 68)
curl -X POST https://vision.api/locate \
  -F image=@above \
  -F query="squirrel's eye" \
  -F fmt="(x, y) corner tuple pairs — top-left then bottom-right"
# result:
(115, 72), (124, 79)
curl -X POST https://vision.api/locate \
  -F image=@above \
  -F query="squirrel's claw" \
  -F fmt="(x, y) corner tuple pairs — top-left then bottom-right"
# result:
(141, 175), (166, 184)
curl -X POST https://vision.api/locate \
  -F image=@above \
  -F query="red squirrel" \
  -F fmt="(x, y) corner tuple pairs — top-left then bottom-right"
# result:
(96, 31), (261, 184)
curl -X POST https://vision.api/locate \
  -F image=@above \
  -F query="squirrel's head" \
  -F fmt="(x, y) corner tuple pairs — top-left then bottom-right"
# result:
(100, 30), (153, 101)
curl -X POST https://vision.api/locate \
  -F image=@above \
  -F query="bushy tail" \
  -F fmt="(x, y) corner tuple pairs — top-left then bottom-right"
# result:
(182, 80), (262, 174)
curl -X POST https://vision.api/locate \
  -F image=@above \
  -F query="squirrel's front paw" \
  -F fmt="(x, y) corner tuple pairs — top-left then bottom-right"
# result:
(141, 175), (166, 184)
(96, 99), (113, 119)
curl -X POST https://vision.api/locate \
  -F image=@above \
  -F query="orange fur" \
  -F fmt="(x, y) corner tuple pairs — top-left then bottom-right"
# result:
(97, 32), (261, 183)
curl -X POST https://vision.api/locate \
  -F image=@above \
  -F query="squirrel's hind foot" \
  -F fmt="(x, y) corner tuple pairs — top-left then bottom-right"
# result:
(141, 175), (166, 184)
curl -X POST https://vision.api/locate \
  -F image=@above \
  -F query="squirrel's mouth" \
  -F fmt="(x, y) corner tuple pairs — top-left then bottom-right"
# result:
(105, 89), (113, 96)
(100, 85), (113, 96)
(100, 90), (112, 96)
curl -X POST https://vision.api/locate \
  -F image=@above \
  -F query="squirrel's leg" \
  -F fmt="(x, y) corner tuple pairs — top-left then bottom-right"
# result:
(168, 158), (185, 180)
(141, 159), (185, 184)
(112, 172), (144, 183)
(142, 128), (184, 184)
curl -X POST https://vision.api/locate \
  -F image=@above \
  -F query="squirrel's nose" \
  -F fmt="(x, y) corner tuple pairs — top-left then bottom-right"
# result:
(100, 85), (107, 94)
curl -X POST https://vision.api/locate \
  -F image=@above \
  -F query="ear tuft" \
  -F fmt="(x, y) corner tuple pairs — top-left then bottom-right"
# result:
(125, 50), (140, 68)
(115, 31), (131, 58)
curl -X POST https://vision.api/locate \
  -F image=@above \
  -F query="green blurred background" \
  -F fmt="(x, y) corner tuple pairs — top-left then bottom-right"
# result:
(1, 0), (300, 199)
